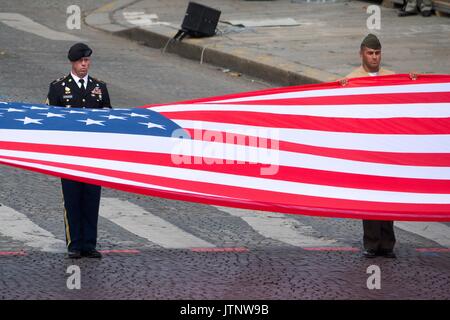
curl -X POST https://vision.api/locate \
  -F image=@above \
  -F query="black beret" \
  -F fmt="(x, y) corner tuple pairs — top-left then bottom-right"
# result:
(361, 34), (381, 50)
(68, 43), (92, 62)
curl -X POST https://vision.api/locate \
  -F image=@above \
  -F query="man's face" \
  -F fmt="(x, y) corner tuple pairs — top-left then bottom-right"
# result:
(71, 57), (91, 77)
(360, 47), (381, 72)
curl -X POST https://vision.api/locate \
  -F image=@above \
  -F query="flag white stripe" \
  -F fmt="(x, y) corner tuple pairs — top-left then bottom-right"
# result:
(1, 152), (450, 204)
(3, 127), (450, 154)
(151, 103), (450, 119)
(211, 83), (450, 103)
(0, 156), (212, 196)
(175, 120), (450, 153)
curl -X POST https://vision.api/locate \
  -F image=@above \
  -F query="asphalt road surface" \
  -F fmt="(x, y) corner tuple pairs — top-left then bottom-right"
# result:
(0, 0), (449, 301)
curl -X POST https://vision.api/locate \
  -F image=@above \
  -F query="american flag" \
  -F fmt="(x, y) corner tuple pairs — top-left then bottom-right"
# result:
(1, 74), (450, 221)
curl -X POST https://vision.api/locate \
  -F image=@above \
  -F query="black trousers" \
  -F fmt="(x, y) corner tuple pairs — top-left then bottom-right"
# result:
(61, 179), (101, 252)
(363, 220), (396, 252)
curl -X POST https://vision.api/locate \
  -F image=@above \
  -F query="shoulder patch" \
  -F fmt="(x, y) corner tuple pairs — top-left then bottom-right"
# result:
(90, 76), (106, 84)
(51, 75), (68, 85)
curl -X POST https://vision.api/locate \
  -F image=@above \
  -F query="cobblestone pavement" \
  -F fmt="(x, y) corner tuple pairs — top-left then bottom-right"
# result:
(0, 0), (449, 300)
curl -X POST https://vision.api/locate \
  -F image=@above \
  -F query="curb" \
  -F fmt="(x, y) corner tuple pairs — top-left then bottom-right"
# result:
(85, 1), (340, 86)
(85, 0), (139, 33)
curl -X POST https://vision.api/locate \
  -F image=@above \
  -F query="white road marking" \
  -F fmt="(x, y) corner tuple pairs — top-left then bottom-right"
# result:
(223, 18), (300, 28)
(0, 204), (65, 252)
(215, 206), (340, 247)
(122, 11), (172, 27)
(100, 198), (215, 249)
(396, 222), (450, 248)
(0, 13), (85, 41)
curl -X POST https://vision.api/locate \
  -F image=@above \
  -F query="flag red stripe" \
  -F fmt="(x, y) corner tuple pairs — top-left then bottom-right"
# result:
(2, 141), (450, 193)
(141, 74), (450, 106)
(2, 155), (450, 219)
(207, 92), (450, 106)
(145, 92), (450, 108)
(161, 111), (450, 134)
(182, 130), (450, 167)
(0, 156), (450, 221)
(3, 137), (450, 177)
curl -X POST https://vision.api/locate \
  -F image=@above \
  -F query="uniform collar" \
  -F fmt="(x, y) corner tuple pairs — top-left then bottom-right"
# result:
(70, 72), (89, 86)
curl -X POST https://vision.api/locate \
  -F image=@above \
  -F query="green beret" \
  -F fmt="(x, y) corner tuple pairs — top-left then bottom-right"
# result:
(361, 34), (381, 49)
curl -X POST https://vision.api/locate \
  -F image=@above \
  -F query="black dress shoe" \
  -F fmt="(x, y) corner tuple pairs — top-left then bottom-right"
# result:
(82, 250), (102, 259)
(380, 250), (397, 259)
(398, 10), (418, 17)
(363, 250), (377, 258)
(67, 250), (82, 259)
(421, 10), (432, 17)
